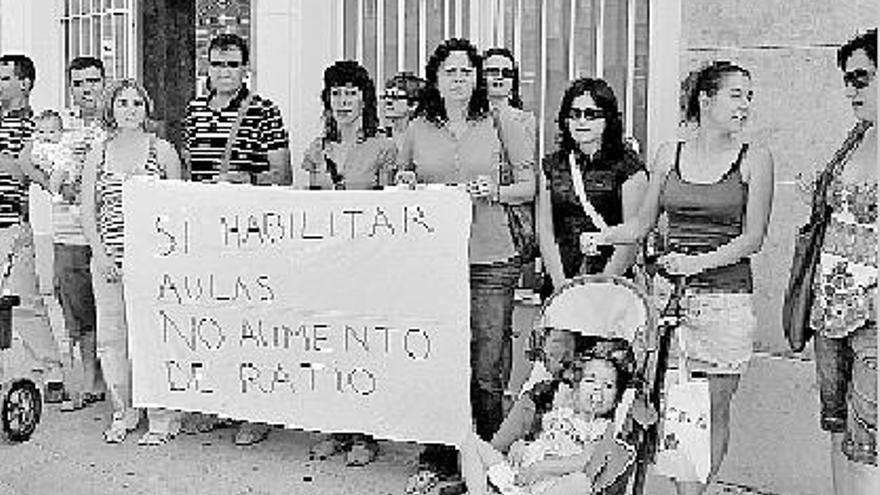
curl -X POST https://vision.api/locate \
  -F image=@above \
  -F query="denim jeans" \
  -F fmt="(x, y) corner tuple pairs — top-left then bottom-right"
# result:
(420, 258), (520, 475)
(815, 323), (877, 465)
(470, 259), (520, 440)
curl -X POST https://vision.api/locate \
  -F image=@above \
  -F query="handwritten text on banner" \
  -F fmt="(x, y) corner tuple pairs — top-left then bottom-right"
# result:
(123, 179), (472, 446)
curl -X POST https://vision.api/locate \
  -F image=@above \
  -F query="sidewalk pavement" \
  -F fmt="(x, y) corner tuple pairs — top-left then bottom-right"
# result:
(0, 355), (829, 495)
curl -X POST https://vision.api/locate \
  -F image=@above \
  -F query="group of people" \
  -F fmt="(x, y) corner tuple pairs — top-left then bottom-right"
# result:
(0, 26), (875, 495)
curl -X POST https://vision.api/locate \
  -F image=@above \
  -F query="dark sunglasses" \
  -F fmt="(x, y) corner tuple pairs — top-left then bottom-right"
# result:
(843, 69), (874, 90)
(484, 67), (516, 79)
(567, 107), (606, 121)
(209, 60), (243, 69)
(382, 91), (409, 101)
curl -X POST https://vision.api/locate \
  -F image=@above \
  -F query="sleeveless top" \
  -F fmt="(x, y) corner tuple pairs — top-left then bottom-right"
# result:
(809, 177), (877, 337)
(96, 136), (164, 268)
(660, 142), (752, 292)
(542, 148), (645, 277)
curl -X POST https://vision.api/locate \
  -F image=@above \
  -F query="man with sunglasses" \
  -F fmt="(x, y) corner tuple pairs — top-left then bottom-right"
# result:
(179, 34), (290, 446)
(182, 33), (291, 186)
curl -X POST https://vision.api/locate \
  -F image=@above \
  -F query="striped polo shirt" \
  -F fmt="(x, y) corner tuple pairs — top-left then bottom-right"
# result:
(0, 107), (35, 228)
(182, 86), (289, 183)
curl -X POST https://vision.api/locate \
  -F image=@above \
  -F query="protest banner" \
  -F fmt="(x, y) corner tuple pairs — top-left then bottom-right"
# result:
(123, 178), (472, 446)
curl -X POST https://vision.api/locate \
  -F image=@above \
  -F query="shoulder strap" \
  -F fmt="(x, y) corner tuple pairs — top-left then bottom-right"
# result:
(731, 143), (749, 171)
(814, 121), (873, 213)
(569, 152), (608, 230)
(673, 141), (684, 175)
(490, 109), (512, 185)
(220, 92), (255, 175)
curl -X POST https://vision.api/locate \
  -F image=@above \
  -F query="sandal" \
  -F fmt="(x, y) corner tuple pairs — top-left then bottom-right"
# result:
(60, 393), (84, 412)
(180, 413), (219, 435)
(405, 470), (440, 495)
(233, 423), (270, 446)
(346, 440), (379, 466)
(103, 410), (140, 444)
(310, 436), (344, 460)
(83, 392), (106, 404)
(138, 430), (175, 446)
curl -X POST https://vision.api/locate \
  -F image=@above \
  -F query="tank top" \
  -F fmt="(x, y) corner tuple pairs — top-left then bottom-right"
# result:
(542, 148), (646, 277)
(660, 142), (752, 292)
(96, 136), (164, 268)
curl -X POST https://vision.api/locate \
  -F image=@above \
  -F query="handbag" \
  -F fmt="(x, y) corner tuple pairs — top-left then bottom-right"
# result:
(652, 331), (712, 483)
(782, 121), (871, 352)
(491, 110), (539, 261)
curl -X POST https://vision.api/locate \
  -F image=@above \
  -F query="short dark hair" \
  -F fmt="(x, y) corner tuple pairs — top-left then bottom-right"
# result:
(321, 60), (379, 141)
(417, 38), (489, 124)
(681, 60), (751, 123)
(208, 33), (249, 65)
(557, 78), (625, 161)
(483, 47), (523, 109)
(385, 71), (427, 106)
(838, 28), (877, 70)
(0, 54), (36, 90)
(68, 56), (105, 79)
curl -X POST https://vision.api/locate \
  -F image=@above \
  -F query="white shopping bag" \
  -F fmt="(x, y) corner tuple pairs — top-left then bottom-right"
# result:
(652, 332), (711, 483)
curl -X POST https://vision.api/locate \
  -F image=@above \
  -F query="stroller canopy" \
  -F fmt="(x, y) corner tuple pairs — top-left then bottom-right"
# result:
(536, 275), (652, 345)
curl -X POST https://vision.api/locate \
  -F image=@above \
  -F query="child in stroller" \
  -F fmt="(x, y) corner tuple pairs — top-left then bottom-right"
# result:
(461, 340), (637, 495)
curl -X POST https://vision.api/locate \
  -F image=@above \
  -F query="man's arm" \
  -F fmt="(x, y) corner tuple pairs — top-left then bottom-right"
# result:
(1, 141), (50, 189)
(260, 147), (291, 185)
(256, 99), (292, 186)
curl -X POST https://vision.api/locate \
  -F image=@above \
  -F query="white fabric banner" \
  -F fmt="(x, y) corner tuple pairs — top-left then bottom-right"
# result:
(123, 178), (472, 446)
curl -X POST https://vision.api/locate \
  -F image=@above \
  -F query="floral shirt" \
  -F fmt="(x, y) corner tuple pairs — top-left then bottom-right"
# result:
(810, 179), (877, 337)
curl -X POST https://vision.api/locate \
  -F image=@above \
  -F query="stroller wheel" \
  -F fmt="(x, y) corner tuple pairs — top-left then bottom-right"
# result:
(2, 380), (42, 443)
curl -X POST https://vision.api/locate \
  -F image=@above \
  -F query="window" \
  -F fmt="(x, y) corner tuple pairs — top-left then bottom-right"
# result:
(61, 0), (137, 93)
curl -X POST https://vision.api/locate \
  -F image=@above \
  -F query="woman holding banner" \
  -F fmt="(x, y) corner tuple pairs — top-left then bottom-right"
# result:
(301, 60), (397, 191)
(81, 79), (183, 446)
(301, 60), (396, 466)
(398, 38), (535, 493)
(537, 77), (647, 295)
(600, 61), (774, 494)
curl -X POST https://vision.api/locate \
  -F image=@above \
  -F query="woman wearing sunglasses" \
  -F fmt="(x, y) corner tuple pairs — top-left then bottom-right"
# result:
(483, 48), (537, 163)
(805, 28), (877, 495)
(381, 71), (426, 153)
(537, 78), (647, 296)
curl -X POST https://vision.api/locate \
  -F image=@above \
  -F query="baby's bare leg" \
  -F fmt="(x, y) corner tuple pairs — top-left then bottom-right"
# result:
(541, 472), (589, 495)
(462, 432), (510, 495)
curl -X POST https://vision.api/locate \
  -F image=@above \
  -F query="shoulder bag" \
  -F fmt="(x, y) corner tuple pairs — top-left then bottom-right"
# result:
(782, 121), (871, 351)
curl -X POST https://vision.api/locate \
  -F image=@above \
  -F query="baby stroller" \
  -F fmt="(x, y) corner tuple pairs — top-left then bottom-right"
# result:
(524, 270), (685, 495)
(0, 229), (44, 443)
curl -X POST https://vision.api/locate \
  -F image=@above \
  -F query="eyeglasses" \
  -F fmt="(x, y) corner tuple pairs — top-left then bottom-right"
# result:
(382, 90), (409, 101)
(567, 107), (606, 121)
(329, 87), (361, 98)
(209, 60), (243, 69)
(843, 69), (875, 90)
(484, 67), (516, 79)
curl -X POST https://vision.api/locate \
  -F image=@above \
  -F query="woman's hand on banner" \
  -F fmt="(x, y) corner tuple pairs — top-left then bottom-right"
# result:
(394, 170), (417, 189)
